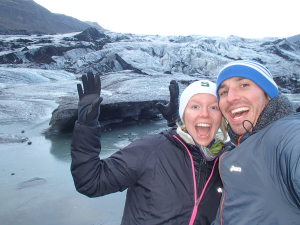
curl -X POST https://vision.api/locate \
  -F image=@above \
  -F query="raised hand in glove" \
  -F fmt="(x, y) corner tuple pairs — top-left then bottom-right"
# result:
(77, 72), (103, 125)
(156, 80), (180, 127)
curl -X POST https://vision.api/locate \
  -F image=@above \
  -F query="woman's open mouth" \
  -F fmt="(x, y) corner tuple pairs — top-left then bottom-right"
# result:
(196, 123), (211, 137)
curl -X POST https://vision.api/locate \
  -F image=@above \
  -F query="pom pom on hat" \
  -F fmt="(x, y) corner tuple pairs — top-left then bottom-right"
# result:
(179, 80), (217, 123)
(216, 60), (279, 99)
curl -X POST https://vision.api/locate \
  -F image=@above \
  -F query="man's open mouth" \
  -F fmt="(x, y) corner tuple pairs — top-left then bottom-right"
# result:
(230, 107), (249, 120)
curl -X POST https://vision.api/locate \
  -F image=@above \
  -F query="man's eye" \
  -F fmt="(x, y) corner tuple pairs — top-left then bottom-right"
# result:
(241, 83), (250, 88)
(219, 90), (228, 96)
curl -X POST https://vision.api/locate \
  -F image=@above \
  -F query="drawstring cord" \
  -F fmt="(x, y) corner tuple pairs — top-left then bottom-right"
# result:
(237, 120), (254, 146)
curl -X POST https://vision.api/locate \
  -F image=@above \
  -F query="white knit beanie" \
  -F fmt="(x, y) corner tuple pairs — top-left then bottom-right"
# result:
(179, 80), (217, 123)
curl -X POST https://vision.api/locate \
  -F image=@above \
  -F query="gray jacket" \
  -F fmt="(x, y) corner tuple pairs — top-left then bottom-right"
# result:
(213, 95), (300, 225)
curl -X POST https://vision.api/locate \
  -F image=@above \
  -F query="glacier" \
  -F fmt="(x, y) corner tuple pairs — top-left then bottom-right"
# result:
(0, 27), (299, 138)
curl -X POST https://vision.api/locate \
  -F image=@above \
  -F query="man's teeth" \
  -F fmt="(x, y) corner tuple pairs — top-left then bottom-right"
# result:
(196, 123), (211, 127)
(231, 107), (249, 114)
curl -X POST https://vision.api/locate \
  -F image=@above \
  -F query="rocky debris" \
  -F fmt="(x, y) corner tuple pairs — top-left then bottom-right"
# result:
(24, 45), (71, 64)
(73, 27), (109, 42)
(0, 29), (32, 35)
(0, 53), (23, 64)
(17, 177), (47, 189)
(22, 47), (29, 51)
(274, 76), (300, 93)
(0, 133), (28, 144)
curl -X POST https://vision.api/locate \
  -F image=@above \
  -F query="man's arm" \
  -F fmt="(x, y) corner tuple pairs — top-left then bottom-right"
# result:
(280, 119), (300, 206)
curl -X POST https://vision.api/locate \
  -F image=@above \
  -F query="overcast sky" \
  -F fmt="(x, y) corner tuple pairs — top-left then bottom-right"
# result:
(34, 0), (299, 39)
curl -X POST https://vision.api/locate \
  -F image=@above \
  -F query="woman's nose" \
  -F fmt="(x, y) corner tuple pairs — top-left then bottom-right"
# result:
(199, 107), (209, 117)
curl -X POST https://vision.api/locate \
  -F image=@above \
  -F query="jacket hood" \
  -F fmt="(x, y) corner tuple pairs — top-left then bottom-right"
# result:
(162, 127), (223, 161)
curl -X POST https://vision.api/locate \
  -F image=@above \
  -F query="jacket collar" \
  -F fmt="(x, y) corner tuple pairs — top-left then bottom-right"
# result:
(228, 94), (294, 145)
(176, 126), (223, 160)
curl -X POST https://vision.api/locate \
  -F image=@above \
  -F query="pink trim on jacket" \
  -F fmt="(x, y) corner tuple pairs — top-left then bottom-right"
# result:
(173, 135), (218, 225)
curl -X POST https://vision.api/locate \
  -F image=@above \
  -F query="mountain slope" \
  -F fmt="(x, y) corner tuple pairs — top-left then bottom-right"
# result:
(0, 0), (103, 34)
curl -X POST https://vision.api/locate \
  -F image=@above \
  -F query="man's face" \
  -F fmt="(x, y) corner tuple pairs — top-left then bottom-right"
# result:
(218, 77), (270, 135)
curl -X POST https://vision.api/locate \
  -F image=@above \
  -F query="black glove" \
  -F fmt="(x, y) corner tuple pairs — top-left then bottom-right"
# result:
(77, 72), (103, 125)
(297, 106), (300, 112)
(156, 80), (180, 127)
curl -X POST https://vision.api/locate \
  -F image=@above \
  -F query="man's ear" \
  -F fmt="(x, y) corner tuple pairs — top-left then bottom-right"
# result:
(265, 92), (271, 101)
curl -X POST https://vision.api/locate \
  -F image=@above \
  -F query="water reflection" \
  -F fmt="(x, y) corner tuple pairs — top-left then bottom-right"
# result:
(47, 119), (167, 162)
(47, 133), (72, 162)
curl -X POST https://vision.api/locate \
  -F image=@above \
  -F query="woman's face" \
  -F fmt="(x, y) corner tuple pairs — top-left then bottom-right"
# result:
(183, 93), (222, 146)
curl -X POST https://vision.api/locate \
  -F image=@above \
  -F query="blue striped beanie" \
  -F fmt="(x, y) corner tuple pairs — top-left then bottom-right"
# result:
(216, 60), (279, 99)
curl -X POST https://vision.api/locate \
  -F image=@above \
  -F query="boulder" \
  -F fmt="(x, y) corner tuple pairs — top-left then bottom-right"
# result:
(45, 99), (167, 135)
(44, 71), (178, 135)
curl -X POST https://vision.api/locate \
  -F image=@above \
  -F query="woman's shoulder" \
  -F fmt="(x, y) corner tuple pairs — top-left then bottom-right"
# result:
(123, 130), (173, 152)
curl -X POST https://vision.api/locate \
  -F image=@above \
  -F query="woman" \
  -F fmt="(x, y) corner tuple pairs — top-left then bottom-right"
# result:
(71, 73), (227, 225)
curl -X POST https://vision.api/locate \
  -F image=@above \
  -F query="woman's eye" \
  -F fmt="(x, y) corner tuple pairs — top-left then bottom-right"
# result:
(210, 105), (220, 111)
(191, 105), (200, 110)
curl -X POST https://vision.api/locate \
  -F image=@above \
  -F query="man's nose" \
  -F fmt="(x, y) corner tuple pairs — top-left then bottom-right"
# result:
(227, 87), (240, 102)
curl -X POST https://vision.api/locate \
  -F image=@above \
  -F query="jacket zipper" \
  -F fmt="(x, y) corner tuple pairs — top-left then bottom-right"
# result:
(218, 151), (229, 225)
(173, 135), (218, 225)
(197, 158), (207, 196)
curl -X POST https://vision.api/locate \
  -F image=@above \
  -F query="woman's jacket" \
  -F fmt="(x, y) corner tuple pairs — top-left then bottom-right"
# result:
(71, 123), (223, 225)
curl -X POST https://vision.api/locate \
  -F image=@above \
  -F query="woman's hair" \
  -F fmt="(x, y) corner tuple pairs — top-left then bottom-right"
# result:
(219, 117), (228, 141)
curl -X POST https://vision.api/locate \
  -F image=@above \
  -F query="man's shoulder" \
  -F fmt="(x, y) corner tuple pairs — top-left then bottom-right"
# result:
(274, 112), (300, 126)
(255, 113), (300, 143)
(265, 113), (300, 146)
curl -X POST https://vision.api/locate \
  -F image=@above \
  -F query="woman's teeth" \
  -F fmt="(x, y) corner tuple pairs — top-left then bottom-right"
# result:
(196, 123), (211, 127)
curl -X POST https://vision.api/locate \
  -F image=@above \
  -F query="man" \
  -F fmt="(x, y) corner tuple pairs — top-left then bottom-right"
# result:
(212, 60), (300, 224)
